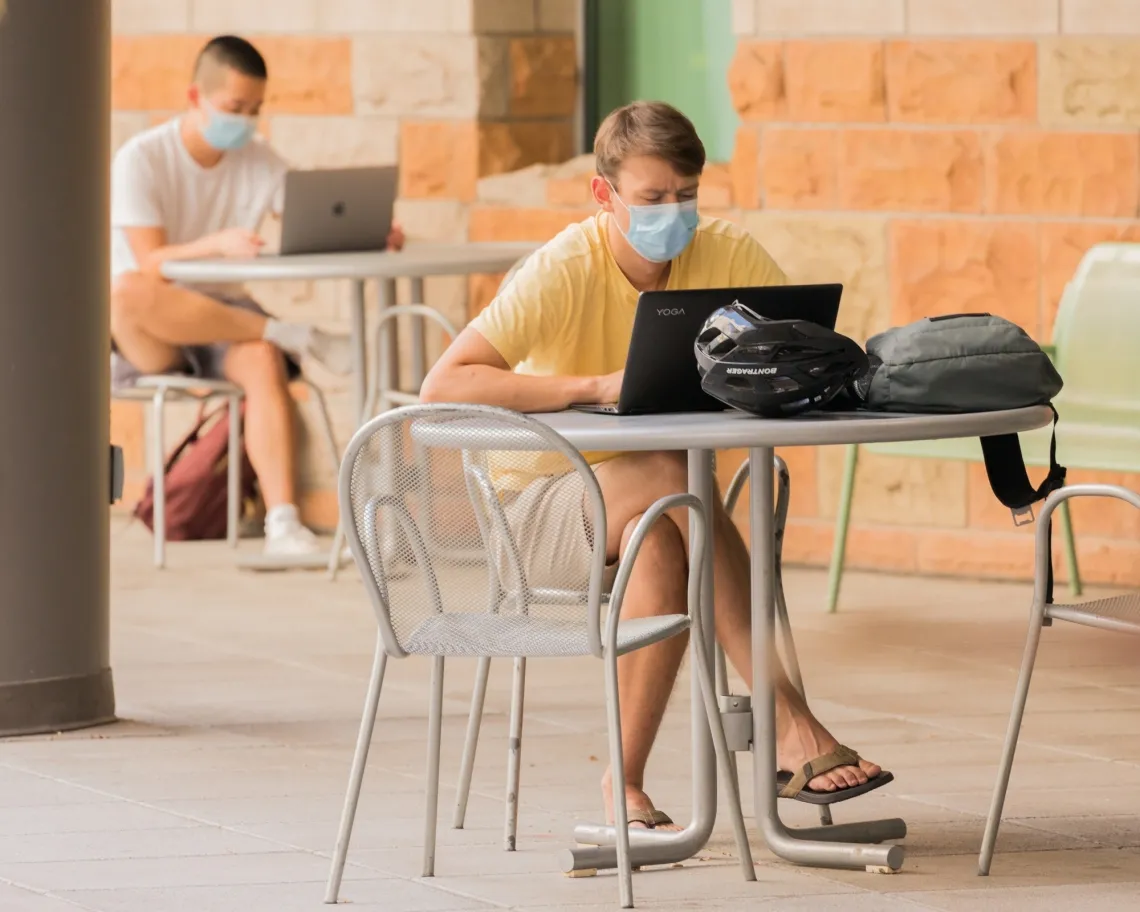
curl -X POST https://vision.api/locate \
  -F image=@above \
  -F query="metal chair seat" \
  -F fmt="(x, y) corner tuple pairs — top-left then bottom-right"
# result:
(1047, 593), (1140, 633)
(403, 612), (690, 658)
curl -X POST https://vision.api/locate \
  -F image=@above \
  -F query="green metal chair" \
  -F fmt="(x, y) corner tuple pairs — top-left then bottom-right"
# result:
(826, 242), (1140, 612)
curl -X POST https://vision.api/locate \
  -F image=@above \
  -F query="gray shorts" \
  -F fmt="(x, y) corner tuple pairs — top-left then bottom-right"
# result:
(110, 292), (300, 390)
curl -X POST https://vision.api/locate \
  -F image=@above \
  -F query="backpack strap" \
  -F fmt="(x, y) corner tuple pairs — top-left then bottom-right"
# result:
(979, 405), (1067, 603)
(979, 405), (1066, 516)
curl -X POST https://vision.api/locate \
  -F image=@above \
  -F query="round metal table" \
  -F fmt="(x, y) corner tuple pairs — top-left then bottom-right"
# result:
(527, 405), (1055, 876)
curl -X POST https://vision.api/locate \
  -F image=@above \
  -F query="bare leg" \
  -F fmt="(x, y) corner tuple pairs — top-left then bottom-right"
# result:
(222, 341), (296, 509)
(599, 514), (689, 830)
(111, 272), (269, 355)
(594, 452), (879, 813)
(111, 272), (352, 375)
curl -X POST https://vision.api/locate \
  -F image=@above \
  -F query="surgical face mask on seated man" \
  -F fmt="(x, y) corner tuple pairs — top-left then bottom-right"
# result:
(606, 180), (700, 264)
(186, 56), (266, 156)
(199, 100), (258, 151)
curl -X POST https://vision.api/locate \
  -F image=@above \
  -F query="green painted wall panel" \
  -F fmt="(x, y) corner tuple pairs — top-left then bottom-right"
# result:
(591, 0), (738, 162)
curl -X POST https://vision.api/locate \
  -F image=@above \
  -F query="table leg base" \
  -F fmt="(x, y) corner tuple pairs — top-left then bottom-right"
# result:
(572, 822), (686, 849)
(787, 817), (906, 845)
(564, 817), (716, 873)
(763, 832), (905, 872)
(562, 844), (695, 874)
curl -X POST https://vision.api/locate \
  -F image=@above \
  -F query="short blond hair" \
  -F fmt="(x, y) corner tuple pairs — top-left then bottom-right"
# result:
(594, 101), (706, 185)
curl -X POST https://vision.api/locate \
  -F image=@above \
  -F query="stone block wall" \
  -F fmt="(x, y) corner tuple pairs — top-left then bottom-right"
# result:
(469, 0), (1140, 587)
(108, 0), (579, 527)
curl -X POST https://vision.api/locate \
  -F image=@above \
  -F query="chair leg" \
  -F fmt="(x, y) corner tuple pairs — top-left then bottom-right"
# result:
(150, 390), (167, 569)
(603, 649), (634, 909)
(826, 443), (859, 614)
(504, 656), (526, 851)
(226, 395), (242, 549)
(423, 656), (446, 878)
(1058, 499), (1082, 598)
(689, 618), (756, 882)
(978, 601), (1049, 875)
(454, 656), (492, 829)
(325, 640), (388, 904)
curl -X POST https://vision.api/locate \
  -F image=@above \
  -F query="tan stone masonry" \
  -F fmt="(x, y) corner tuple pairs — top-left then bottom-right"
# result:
(107, 0), (1140, 585)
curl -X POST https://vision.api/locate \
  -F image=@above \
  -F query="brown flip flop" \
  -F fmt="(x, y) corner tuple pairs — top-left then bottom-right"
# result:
(776, 744), (894, 806)
(625, 808), (676, 829)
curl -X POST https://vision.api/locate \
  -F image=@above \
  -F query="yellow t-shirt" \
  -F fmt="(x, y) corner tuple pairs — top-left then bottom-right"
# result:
(470, 211), (787, 485)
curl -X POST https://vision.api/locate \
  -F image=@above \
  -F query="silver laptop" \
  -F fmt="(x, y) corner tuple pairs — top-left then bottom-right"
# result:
(277, 166), (397, 255)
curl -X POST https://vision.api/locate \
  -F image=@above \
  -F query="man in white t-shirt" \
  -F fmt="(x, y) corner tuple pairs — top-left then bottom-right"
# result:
(111, 35), (404, 556)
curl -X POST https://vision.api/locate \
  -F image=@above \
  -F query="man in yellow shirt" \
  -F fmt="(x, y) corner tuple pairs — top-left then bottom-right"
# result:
(422, 101), (885, 829)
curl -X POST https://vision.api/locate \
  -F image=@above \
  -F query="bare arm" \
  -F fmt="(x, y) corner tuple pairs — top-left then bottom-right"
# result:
(124, 226), (263, 278)
(420, 326), (621, 413)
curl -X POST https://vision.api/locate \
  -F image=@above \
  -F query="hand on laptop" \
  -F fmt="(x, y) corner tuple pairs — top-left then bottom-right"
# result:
(593, 368), (624, 404)
(208, 227), (264, 259)
(386, 222), (406, 252)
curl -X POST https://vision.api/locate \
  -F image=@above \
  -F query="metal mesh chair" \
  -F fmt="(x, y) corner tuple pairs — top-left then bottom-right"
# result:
(978, 484), (1140, 875)
(324, 404), (753, 910)
(113, 373), (340, 569)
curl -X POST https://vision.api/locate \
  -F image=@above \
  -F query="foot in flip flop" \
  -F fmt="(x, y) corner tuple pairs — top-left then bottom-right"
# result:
(776, 712), (890, 805)
(601, 773), (683, 832)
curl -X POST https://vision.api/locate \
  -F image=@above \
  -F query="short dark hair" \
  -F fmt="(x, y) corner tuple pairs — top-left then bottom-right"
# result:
(193, 35), (268, 83)
(594, 101), (706, 183)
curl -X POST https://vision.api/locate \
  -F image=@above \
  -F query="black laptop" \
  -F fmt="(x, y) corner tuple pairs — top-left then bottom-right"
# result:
(571, 283), (843, 415)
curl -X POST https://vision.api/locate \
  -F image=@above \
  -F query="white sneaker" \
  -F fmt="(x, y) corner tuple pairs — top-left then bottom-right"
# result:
(264, 505), (322, 557)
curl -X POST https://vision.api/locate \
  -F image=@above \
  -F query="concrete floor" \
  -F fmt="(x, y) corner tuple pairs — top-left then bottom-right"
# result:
(3, 521), (1140, 911)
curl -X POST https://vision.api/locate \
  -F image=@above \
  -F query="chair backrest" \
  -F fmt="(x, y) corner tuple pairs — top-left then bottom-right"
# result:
(1052, 243), (1140, 428)
(339, 404), (609, 658)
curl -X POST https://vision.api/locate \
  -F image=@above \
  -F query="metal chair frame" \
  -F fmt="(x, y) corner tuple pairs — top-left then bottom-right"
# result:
(324, 404), (755, 909)
(978, 483), (1140, 875)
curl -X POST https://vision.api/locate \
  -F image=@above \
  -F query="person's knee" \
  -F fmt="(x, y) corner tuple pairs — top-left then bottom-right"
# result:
(630, 451), (688, 497)
(225, 341), (288, 394)
(622, 512), (685, 571)
(110, 271), (161, 329)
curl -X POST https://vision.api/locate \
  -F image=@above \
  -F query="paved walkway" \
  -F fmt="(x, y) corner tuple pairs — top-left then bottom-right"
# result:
(2, 522), (1140, 911)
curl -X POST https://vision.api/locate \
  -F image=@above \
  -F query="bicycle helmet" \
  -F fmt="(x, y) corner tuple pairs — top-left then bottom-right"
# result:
(694, 301), (869, 418)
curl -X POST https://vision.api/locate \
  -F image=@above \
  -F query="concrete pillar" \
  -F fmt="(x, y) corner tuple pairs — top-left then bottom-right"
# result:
(0, 0), (115, 735)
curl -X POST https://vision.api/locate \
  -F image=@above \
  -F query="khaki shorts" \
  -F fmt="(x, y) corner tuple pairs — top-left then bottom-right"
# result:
(501, 471), (617, 592)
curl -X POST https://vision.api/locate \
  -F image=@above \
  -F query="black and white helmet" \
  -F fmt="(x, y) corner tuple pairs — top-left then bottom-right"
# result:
(694, 301), (868, 417)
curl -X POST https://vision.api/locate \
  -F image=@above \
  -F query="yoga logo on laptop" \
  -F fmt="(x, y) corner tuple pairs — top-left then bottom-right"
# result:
(656, 308), (685, 316)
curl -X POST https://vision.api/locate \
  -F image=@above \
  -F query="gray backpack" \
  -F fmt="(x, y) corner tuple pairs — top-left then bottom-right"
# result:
(852, 314), (1066, 525)
(860, 314), (1063, 414)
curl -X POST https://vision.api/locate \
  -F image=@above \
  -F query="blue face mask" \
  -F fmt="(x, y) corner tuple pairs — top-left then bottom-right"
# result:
(609, 183), (700, 263)
(200, 101), (257, 151)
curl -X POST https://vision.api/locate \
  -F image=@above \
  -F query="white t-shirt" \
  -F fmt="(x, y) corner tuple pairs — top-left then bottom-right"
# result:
(110, 117), (288, 295)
